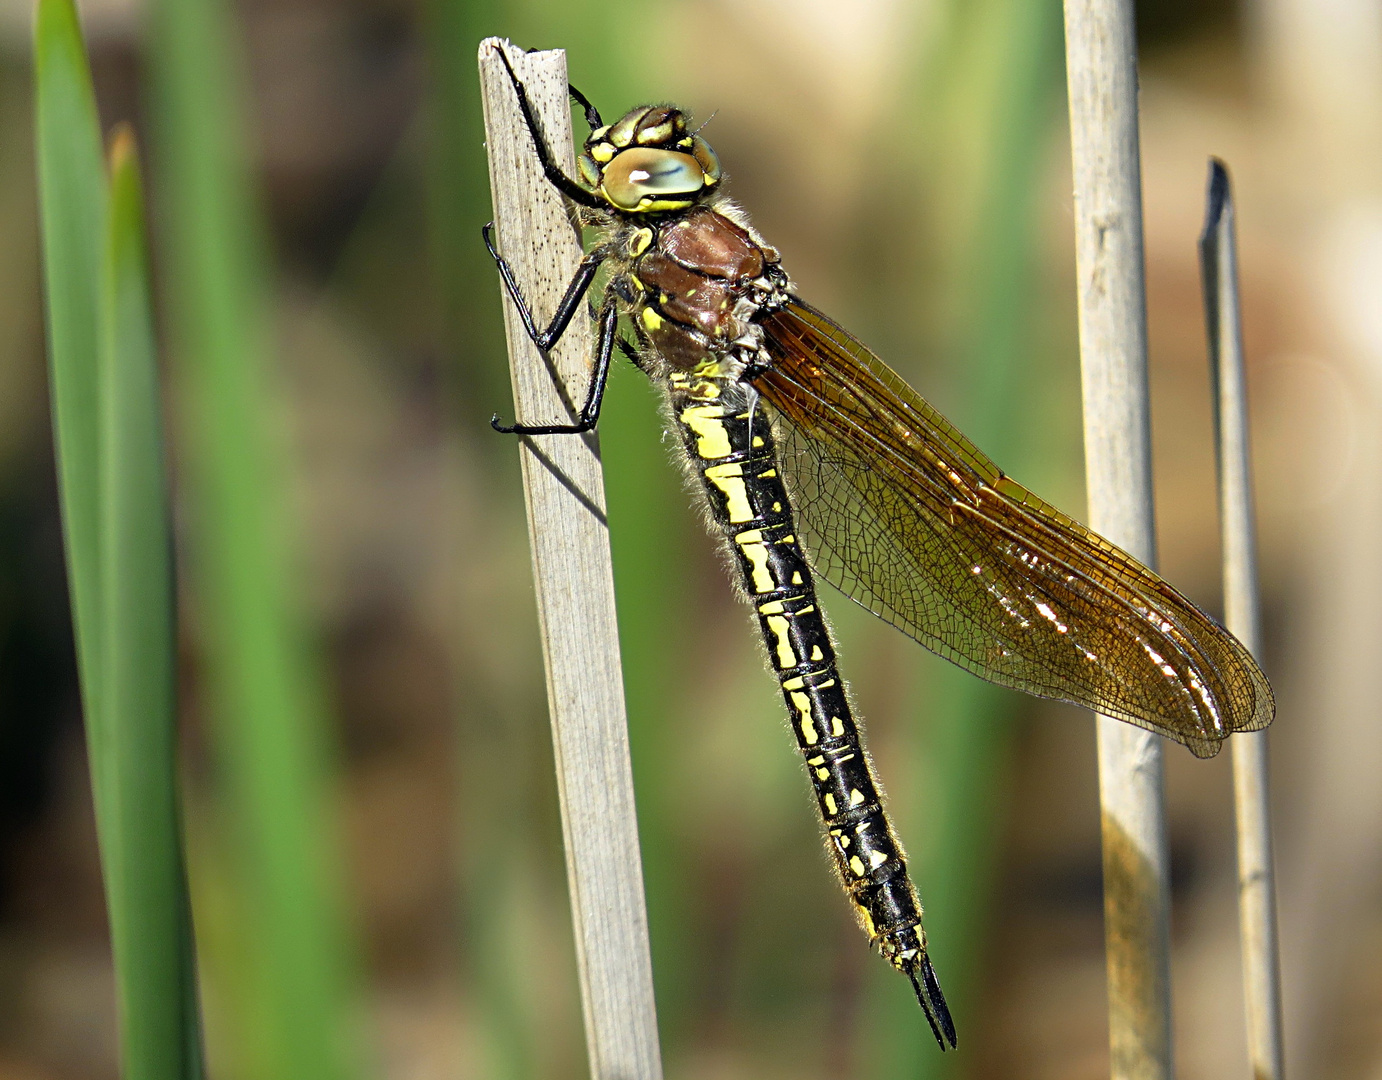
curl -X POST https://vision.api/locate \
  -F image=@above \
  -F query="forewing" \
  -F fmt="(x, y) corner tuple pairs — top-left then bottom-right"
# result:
(755, 300), (1273, 757)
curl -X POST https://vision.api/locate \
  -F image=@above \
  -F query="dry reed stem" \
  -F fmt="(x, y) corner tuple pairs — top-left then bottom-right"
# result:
(478, 38), (664, 1080)
(1201, 159), (1285, 1080)
(1062, 3), (1175, 1077)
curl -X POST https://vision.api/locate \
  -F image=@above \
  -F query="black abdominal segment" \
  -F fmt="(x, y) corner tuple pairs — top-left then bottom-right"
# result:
(671, 379), (952, 1046)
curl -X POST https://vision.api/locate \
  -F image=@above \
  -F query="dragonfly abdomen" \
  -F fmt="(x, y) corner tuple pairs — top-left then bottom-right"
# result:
(671, 379), (955, 1046)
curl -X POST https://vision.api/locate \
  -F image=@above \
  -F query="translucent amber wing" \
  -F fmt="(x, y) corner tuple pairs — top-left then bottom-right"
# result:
(755, 300), (1273, 757)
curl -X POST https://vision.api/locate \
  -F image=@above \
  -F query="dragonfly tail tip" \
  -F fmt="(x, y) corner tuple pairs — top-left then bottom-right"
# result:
(907, 954), (957, 1051)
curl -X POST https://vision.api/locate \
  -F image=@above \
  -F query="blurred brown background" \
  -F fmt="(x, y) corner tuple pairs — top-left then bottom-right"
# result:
(1, 0), (1379, 1077)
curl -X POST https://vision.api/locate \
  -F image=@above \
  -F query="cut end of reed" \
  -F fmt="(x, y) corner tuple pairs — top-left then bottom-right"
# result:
(1202, 157), (1231, 243)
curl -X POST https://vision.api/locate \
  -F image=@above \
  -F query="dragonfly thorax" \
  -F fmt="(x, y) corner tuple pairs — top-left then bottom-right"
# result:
(618, 206), (791, 377)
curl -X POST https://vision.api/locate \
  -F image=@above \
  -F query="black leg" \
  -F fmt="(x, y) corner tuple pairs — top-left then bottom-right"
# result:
(569, 82), (603, 130)
(483, 222), (605, 351)
(493, 300), (619, 436)
(616, 336), (652, 375)
(493, 45), (603, 210)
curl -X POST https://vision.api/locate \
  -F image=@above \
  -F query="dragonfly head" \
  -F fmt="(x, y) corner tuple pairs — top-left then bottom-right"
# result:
(579, 105), (722, 214)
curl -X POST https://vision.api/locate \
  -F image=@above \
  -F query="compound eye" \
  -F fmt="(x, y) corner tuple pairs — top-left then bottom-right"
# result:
(635, 107), (681, 145)
(602, 148), (705, 210)
(608, 107), (651, 148)
(577, 154), (601, 189)
(691, 136), (721, 185)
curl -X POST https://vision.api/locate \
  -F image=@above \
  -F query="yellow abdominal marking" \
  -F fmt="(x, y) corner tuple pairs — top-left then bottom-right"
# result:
(734, 530), (774, 593)
(824, 793), (837, 815)
(682, 405), (733, 459)
(705, 463), (754, 522)
(641, 306), (664, 331)
(869, 850), (888, 869)
(766, 615), (796, 668)
(850, 856), (866, 876)
(849, 789), (865, 808)
(791, 691), (818, 744)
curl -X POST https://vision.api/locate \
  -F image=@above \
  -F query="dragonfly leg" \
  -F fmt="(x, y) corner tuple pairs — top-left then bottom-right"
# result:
(615, 335), (653, 375)
(492, 44), (603, 210)
(492, 295), (618, 435)
(483, 222), (604, 351)
(568, 81), (603, 131)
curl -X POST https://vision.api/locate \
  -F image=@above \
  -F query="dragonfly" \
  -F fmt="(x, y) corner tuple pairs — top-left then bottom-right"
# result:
(483, 45), (1274, 1050)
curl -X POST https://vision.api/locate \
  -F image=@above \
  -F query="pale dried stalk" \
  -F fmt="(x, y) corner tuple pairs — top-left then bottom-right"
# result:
(1061, 3), (1175, 1078)
(478, 39), (663, 1080)
(1200, 159), (1285, 1080)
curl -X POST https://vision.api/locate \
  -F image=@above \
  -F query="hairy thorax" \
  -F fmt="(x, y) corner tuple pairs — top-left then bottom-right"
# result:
(605, 205), (793, 386)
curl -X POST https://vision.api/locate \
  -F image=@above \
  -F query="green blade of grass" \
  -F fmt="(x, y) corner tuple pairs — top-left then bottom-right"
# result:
(36, 4), (206, 1073)
(911, 4), (1066, 1067)
(101, 125), (206, 1080)
(147, 0), (362, 1076)
(863, 0), (1066, 1072)
(33, 0), (105, 767)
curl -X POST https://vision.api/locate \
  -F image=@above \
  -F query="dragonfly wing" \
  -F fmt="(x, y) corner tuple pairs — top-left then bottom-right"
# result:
(755, 299), (1273, 757)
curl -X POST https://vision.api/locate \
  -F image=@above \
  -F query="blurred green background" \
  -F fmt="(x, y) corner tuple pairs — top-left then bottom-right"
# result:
(5, 0), (1380, 1077)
